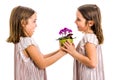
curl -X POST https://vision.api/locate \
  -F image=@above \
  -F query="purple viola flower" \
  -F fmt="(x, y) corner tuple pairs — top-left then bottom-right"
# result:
(59, 27), (73, 36)
(68, 29), (72, 33)
(57, 27), (74, 40)
(63, 27), (70, 35)
(59, 30), (63, 35)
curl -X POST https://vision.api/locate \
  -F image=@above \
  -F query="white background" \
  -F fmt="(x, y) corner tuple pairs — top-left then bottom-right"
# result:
(0, 0), (120, 80)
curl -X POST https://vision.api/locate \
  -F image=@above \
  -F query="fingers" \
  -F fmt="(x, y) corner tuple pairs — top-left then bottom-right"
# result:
(64, 40), (73, 47)
(61, 46), (68, 53)
(60, 39), (74, 52)
(66, 39), (71, 44)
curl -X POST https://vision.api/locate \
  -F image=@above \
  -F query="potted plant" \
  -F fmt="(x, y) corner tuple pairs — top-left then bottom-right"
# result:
(57, 27), (74, 46)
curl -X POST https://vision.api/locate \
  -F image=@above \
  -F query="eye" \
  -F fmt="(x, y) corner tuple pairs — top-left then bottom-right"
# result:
(33, 20), (37, 23)
(76, 18), (80, 21)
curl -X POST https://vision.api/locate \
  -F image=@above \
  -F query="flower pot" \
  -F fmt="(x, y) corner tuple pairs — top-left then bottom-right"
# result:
(59, 38), (73, 46)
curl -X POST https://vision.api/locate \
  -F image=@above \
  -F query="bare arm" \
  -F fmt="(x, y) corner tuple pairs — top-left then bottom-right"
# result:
(61, 41), (97, 68)
(26, 45), (66, 69)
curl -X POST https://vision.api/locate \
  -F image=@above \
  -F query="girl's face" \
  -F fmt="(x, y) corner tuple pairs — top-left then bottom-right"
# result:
(75, 10), (89, 32)
(23, 13), (37, 37)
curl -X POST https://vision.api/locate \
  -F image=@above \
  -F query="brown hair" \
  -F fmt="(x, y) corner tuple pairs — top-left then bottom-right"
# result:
(78, 4), (104, 44)
(7, 6), (35, 44)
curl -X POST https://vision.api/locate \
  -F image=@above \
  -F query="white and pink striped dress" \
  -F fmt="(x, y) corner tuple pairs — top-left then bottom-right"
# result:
(14, 37), (47, 80)
(73, 33), (105, 80)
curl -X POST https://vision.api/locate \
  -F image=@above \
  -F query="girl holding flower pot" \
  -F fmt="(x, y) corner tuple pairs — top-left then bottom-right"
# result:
(62, 4), (105, 80)
(7, 6), (66, 80)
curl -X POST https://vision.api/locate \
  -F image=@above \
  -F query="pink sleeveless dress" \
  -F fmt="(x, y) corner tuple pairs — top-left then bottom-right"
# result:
(14, 37), (47, 80)
(73, 33), (105, 80)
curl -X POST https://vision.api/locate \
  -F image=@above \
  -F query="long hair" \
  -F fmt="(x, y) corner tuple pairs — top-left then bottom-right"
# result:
(7, 6), (35, 44)
(78, 4), (104, 44)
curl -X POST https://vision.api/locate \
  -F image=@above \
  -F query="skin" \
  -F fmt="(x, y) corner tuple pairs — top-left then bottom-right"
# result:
(22, 13), (37, 37)
(22, 13), (66, 69)
(61, 10), (97, 68)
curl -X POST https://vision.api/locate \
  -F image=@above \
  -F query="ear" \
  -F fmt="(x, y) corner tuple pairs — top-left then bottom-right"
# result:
(88, 20), (94, 27)
(21, 19), (27, 27)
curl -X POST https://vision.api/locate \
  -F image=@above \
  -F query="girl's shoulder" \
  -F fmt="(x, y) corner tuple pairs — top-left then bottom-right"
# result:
(84, 33), (97, 39)
(80, 33), (98, 46)
(19, 37), (37, 49)
(20, 36), (33, 40)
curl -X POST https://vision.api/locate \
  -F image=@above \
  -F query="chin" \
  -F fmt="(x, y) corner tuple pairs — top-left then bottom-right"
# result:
(77, 28), (81, 31)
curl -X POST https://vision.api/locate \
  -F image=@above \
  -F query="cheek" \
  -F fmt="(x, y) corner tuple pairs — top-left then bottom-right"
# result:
(78, 23), (87, 30)
(25, 25), (32, 32)
(78, 22), (83, 28)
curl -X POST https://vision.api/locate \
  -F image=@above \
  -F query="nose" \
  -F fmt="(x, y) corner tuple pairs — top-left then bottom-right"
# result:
(35, 24), (37, 27)
(74, 20), (77, 24)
